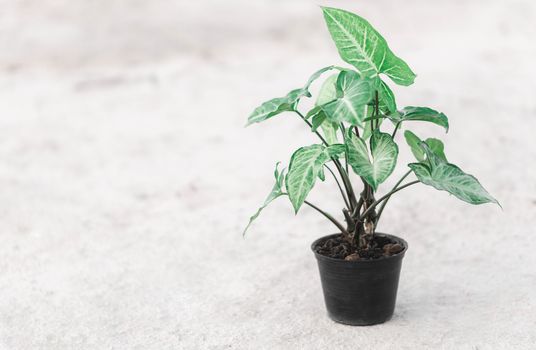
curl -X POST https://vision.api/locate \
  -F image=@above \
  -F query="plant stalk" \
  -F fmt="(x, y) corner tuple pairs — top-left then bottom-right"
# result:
(374, 90), (379, 130)
(359, 180), (420, 221)
(375, 170), (412, 225)
(391, 122), (401, 139)
(324, 164), (351, 210)
(303, 200), (350, 237)
(339, 123), (349, 174)
(294, 110), (359, 211)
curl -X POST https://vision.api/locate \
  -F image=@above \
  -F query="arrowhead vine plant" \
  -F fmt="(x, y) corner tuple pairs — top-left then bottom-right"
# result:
(243, 7), (498, 258)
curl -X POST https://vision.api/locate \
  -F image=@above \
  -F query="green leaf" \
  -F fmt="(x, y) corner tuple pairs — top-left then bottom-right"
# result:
(318, 141), (349, 180)
(304, 66), (335, 92)
(408, 163), (430, 181)
(310, 108), (326, 131)
(316, 74), (338, 106)
(378, 79), (397, 114)
(362, 106), (383, 140)
(357, 78), (393, 139)
(425, 138), (447, 162)
(286, 87), (311, 104)
(391, 106), (449, 131)
(306, 106), (339, 144)
(246, 66), (336, 126)
(243, 163), (286, 236)
(286, 145), (332, 212)
(409, 143), (498, 205)
(318, 166), (326, 181)
(346, 130), (398, 191)
(321, 7), (416, 86)
(361, 78), (396, 117)
(312, 73), (340, 144)
(421, 141), (445, 168)
(363, 119), (380, 140)
(404, 130), (425, 162)
(319, 70), (373, 126)
(246, 89), (303, 126)
(404, 130), (447, 163)
(321, 121), (340, 144)
(326, 144), (346, 158)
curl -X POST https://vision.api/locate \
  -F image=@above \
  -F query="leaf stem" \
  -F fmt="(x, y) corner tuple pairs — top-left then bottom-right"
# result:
(278, 192), (349, 236)
(324, 164), (351, 209)
(359, 180), (420, 221)
(339, 123), (349, 174)
(303, 200), (349, 236)
(374, 90), (379, 130)
(295, 110), (329, 146)
(294, 110), (358, 211)
(375, 170), (412, 225)
(332, 161), (357, 211)
(391, 122), (401, 139)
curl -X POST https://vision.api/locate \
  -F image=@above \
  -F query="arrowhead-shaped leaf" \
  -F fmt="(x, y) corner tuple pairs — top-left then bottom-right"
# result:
(318, 144), (346, 182)
(304, 66), (335, 92)
(246, 89), (304, 126)
(357, 78), (395, 140)
(318, 70), (373, 126)
(424, 138), (447, 162)
(391, 106), (449, 131)
(316, 73), (338, 106)
(246, 66), (336, 126)
(404, 130), (447, 163)
(309, 106), (326, 129)
(308, 108), (340, 145)
(346, 130), (398, 191)
(326, 144), (346, 158)
(378, 79), (397, 114)
(286, 145), (337, 212)
(311, 73), (340, 144)
(320, 121), (340, 145)
(243, 163), (286, 236)
(321, 7), (416, 86)
(404, 130), (426, 162)
(409, 143), (498, 205)
(362, 106), (384, 140)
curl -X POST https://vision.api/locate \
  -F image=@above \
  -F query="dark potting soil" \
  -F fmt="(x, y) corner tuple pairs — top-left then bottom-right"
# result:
(314, 234), (404, 261)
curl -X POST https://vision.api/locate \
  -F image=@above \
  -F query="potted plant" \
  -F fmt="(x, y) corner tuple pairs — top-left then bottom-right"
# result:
(243, 7), (499, 326)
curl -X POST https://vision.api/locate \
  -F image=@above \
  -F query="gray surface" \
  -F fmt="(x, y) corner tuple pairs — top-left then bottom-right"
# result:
(0, 0), (535, 349)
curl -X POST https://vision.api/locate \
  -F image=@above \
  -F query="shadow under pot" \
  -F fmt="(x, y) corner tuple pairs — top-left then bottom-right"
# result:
(311, 233), (408, 326)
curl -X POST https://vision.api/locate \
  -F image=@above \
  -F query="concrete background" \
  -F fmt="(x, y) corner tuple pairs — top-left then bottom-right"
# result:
(0, 0), (535, 349)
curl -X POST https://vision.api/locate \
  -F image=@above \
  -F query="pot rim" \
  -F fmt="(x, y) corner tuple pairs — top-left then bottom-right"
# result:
(311, 232), (408, 264)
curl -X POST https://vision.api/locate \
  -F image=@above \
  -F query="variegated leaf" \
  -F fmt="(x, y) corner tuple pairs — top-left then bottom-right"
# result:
(246, 66), (336, 126)
(409, 143), (498, 205)
(285, 145), (335, 212)
(319, 70), (373, 126)
(246, 89), (305, 126)
(404, 130), (447, 163)
(313, 73), (340, 144)
(404, 130), (425, 162)
(243, 163), (286, 236)
(346, 130), (398, 191)
(304, 66), (335, 92)
(307, 106), (339, 144)
(362, 105), (384, 140)
(391, 106), (449, 131)
(326, 144), (346, 158)
(316, 73), (338, 106)
(378, 79), (397, 114)
(321, 7), (416, 86)
(320, 122), (340, 145)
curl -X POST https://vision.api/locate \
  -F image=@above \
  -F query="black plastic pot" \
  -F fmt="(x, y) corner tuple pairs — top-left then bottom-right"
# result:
(311, 233), (408, 326)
